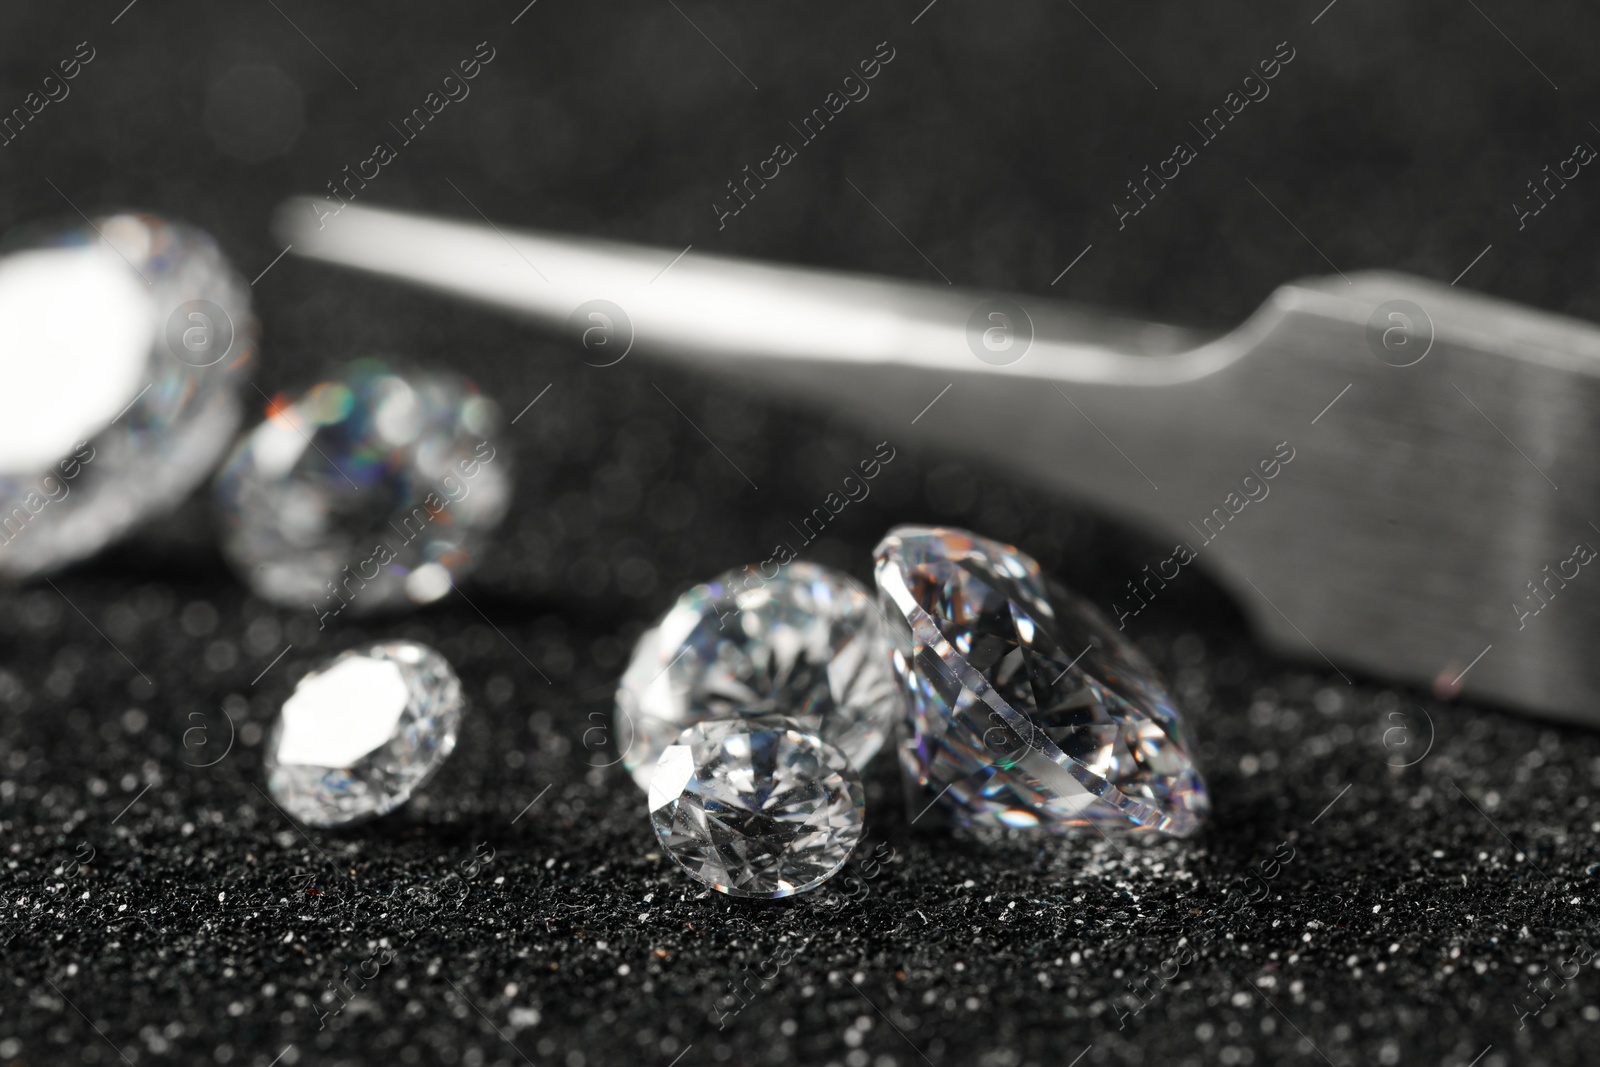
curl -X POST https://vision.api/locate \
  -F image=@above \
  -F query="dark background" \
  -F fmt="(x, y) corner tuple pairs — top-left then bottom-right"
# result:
(2, 2), (1599, 1065)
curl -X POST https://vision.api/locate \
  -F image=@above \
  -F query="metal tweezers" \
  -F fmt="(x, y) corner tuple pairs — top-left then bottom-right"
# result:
(279, 198), (1600, 727)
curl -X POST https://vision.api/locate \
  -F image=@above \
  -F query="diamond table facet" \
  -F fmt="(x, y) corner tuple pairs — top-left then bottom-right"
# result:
(874, 525), (1209, 837)
(616, 562), (900, 791)
(265, 641), (464, 827)
(649, 718), (865, 898)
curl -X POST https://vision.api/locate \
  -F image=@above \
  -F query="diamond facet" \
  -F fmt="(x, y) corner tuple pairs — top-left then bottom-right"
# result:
(0, 213), (256, 578)
(616, 562), (900, 792)
(265, 641), (463, 827)
(649, 718), (865, 898)
(215, 359), (511, 615)
(874, 525), (1208, 837)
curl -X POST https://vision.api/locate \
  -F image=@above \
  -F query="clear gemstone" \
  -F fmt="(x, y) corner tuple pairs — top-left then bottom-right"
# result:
(649, 718), (865, 898)
(265, 641), (463, 827)
(874, 525), (1209, 837)
(215, 359), (511, 614)
(615, 562), (900, 792)
(0, 213), (256, 578)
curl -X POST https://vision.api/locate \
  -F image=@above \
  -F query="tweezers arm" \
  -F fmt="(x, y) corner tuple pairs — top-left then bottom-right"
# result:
(276, 199), (1220, 388)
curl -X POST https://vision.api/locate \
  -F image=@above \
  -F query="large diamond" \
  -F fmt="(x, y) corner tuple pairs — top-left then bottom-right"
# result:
(215, 359), (511, 615)
(874, 525), (1208, 837)
(616, 562), (900, 791)
(265, 641), (463, 827)
(0, 213), (255, 578)
(649, 718), (865, 898)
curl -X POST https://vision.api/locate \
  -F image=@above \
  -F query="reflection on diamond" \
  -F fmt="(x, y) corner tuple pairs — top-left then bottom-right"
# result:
(265, 641), (463, 827)
(874, 525), (1208, 838)
(649, 718), (864, 898)
(616, 562), (900, 792)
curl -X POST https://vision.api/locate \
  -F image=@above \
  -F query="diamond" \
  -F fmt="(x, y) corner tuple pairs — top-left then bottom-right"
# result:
(616, 562), (900, 792)
(265, 641), (463, 827)
(0, 213), (256, 578)
(874, 525), (1208, 837)
(649, 718), (865, 898)
(215, 359), (511, 615)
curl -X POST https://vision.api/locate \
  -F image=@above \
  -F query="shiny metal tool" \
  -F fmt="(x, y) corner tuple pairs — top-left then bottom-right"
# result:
(278, 198), (1600, 728)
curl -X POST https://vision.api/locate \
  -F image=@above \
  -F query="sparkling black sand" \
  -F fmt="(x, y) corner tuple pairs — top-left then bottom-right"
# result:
(2, 3), (1599, 1065)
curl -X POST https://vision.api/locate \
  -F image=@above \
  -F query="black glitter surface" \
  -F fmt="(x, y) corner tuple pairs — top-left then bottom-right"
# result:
(3, 3), (1600, 1066)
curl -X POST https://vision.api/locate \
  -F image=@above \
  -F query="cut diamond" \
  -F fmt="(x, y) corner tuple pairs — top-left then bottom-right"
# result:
(616, 562), (900, 791)
(0, 214), (255, 578)
(215, 359), (511, 614)
(265, 642), (463, 827)
(649, 718), (865, 898)
(874, 525), (1208, 837)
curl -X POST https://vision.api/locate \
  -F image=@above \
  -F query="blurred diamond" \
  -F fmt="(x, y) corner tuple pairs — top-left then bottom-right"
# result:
(616, 562), (900, 791)
(215, 359), (511, 614)
(649, 717), (864, 898)
(265, 641), (463, 827)
(0, 213), (256, 578)
(874, 525), (1208, 837)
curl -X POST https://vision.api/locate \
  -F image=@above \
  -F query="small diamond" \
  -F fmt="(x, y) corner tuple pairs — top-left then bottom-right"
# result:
(649, 718), (865, 898)
(265, 641), (463, 827)
(616, 562), (900, 792)
(0, 213), (256, 578)
(215, 359), (511, 615)
(875, 525), (1209, 837)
